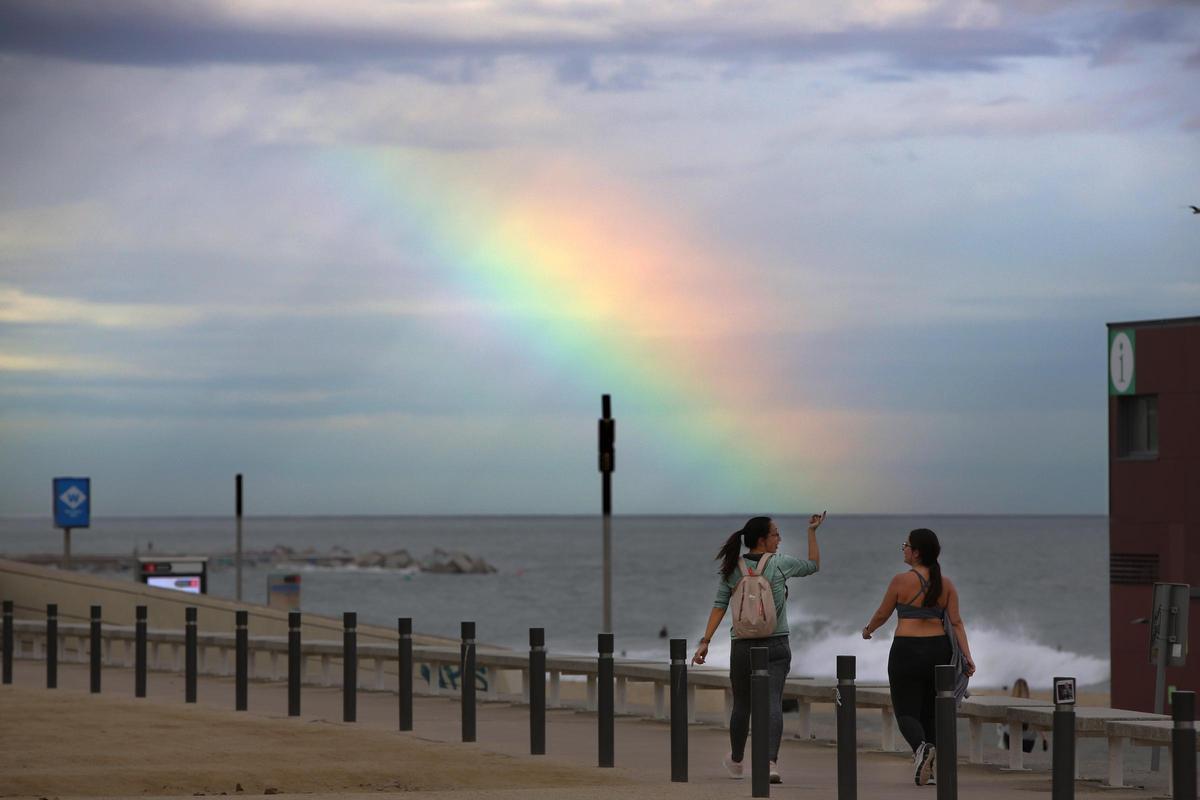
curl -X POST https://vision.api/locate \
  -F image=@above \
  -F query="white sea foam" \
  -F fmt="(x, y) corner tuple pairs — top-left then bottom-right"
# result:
(671, 618), (1109, 690)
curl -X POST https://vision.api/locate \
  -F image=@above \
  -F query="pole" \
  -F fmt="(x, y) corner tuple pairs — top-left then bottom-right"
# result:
(1152, 640), (1169, 770)
(185, 607), (197, 703)
(1173, 690), (1197, 800)
(837, 655), (857, 800)
(1051, 676), (1075, 800)
(598, 632), (615, 767)
(1151, 595), (1181, 771)
(3, 600), (13, 685)
(235, 610), (248, 711)
(398, 617), (412, 731)
(46, 603), (57, 689)
(598, 394), (615, 633)
(461, 621), (476, 742)
(135, 605), (147, 698)
(235, 474), (244, 603)
(530, 628), (546, 755)
(751, 646), (770, 798)
(90, 605), (102, 693)
(670, 638), (688, 782)
(935, 664), (958, 799)
(343, 612), (357, 723)
(288, 611), (301, 716)
(63, 527), (71, 569)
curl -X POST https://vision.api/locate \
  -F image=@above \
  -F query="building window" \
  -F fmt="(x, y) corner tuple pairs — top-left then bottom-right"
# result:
(1117, 394), (1158, 458)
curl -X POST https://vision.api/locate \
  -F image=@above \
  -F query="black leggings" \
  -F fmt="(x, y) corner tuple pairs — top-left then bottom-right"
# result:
(729, 636), (791, 763)
(888, 635), (952, 752)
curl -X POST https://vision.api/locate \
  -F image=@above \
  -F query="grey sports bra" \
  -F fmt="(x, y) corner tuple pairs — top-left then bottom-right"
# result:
(896, 570), (945, 620)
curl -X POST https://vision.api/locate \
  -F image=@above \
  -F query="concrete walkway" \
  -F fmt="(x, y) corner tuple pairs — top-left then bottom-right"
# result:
(2, 660), (1169, 799)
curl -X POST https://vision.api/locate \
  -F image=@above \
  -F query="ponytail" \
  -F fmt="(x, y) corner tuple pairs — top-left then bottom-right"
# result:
(925, 561), (944, 609)
(907, 527), (943, 607)
(717, 516), (774, 578)
(717, 531), (743, 578)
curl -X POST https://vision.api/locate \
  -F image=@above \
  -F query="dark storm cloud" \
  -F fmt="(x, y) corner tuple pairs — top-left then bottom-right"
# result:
(0, 1), (526, 67)
(0, 0), (1065, 78)
(1087, 5), (1200, 66)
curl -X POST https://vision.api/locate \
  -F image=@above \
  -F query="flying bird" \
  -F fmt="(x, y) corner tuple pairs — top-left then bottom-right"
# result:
(1191, 205), (1200, 214)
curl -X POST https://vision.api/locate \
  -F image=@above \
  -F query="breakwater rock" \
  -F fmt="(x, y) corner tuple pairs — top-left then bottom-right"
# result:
(271, 545), (497, 574)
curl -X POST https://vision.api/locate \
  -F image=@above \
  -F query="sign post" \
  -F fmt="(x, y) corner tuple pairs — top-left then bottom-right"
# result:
(52, 477), (90, 568)
(1052, 676), (1076, 800)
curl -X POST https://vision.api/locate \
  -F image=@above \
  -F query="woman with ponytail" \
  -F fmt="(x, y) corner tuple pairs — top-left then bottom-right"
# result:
(691, 512), (827, 784)
(861, 528), (976, 786)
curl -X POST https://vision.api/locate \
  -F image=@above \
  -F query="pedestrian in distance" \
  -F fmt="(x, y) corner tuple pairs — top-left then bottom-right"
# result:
(1001, 678), (1047, 753)
(861, 527), (976, 787)
(692, 512), (828, 784)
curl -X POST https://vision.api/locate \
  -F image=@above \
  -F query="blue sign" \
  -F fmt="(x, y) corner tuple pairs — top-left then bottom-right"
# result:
(53, 477), (90, 529)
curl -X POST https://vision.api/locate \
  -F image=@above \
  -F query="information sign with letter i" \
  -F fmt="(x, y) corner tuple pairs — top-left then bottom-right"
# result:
(1109, 329), (1135, 395)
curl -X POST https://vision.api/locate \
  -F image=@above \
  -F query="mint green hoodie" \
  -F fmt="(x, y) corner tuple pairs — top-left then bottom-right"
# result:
(713, 552), (818, 639)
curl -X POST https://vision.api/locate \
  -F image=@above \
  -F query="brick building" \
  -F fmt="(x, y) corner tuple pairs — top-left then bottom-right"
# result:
(1108, 315), (1200, 711)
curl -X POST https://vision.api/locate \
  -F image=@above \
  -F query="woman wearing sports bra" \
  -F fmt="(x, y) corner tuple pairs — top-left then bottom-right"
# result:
(861, 528), (975, 786)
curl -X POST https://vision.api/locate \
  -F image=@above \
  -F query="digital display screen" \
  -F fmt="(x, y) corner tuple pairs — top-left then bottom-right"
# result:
(146, 576), (202, 594)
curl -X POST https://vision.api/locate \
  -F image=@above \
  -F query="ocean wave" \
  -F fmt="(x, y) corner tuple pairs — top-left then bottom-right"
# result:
(682, 620), (1108, 689)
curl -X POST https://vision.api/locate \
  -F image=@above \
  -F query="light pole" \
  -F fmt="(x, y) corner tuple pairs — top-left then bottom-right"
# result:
(598, 395), (615, 633)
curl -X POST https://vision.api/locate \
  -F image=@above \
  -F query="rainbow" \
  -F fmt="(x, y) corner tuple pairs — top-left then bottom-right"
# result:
(327, 148), (847, 511)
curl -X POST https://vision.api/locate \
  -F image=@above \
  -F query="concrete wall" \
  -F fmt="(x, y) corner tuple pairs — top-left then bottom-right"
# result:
(0, 557), (451, 646)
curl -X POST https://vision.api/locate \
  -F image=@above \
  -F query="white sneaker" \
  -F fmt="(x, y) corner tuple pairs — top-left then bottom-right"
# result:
(769, 761), (782, 784)
(914, 743), (936, 786)
(722, 752), (744, 780)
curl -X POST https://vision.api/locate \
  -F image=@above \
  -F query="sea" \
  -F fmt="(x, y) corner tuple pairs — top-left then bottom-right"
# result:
(0, 514), (1110, 691)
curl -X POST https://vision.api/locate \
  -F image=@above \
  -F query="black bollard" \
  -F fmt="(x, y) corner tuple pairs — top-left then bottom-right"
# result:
(935, 665), (958, 799)
(751, 646), (770, 798)
(669, 638), (688, 782)
(530, 628), (546, 755)
(90, 605), (102, 693)
(185, 607), (197, 703)
(46, 603), (58, 689)
(2, 600), (12, 685)
(1173, 690), (1196, 800)
(343, 612), (357, 723)
(135, 605), (147, 698)
(836, 655), (857, 800)
(461, 621), (476, 742)
(288, 611), (301, 716)
(398, 617), (412, 731)
(1051, 676), (1075, 800)
(598, 632), (615, 768)
(235, 610), (248, 711)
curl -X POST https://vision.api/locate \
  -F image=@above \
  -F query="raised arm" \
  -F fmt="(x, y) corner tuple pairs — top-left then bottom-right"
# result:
(691, 606), (727, 665)
(807, 511), (826, 568)
(862, 574), (902, 639)
(945, 580), (976, 676)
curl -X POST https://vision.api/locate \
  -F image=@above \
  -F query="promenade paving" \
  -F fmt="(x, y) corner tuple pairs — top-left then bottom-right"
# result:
(1, 660), (1173, 799)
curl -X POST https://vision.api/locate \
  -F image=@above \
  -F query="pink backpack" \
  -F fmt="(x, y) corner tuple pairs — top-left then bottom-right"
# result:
(730, 554), (777, 638)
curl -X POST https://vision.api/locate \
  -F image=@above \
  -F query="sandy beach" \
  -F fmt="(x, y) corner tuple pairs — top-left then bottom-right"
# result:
(0, 685), (634, 798)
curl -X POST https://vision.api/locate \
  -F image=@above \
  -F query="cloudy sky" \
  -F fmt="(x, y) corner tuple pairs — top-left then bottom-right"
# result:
(1, 1), (1197, 516)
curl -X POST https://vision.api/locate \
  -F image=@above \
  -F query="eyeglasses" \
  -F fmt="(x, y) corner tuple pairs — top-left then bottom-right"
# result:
(900, 542), (912, 551)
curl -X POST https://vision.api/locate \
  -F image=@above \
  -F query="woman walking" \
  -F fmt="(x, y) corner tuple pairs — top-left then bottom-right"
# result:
(692, 513), (827, 784)
(861, 528), (975, 786)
